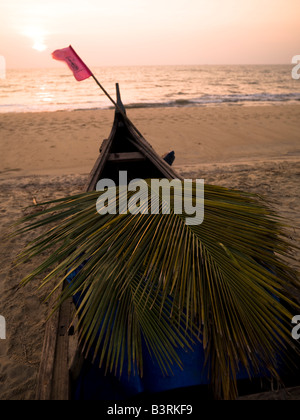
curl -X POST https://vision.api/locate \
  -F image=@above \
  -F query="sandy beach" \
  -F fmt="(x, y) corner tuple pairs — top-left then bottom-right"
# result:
(0, 104), (299, 400)
(0, 105), (300, 179)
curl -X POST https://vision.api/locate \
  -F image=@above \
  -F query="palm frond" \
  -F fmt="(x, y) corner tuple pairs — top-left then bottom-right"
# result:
(15, 182), (300, 399)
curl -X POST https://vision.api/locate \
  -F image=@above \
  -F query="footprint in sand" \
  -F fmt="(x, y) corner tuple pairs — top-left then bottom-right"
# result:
(0, 169), (21, 175)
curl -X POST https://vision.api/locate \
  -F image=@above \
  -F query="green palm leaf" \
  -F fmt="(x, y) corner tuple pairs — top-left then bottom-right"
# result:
(15, 182), (299, 399)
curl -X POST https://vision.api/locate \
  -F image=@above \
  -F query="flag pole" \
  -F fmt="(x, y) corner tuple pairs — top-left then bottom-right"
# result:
(91, 75), (119, 112)
(90, 74), (144, 139)
(53, 46), (144, 139)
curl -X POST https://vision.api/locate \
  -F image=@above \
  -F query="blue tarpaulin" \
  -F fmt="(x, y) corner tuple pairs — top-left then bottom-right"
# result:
(67, 266), (259, 400)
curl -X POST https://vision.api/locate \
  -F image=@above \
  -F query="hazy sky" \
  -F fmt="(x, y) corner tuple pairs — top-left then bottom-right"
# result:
(1, 0), (299, 68)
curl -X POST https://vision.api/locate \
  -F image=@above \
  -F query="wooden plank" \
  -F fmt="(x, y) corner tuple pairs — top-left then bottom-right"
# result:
(108, 152), (146, 162)
(116, 83), (126, 115)
(85, 135), (114, 192)
(50, 297), (73, 400)
(35, 304), (60, 400)
(36, 294), (74, 400)
(125, 133), (182, 181)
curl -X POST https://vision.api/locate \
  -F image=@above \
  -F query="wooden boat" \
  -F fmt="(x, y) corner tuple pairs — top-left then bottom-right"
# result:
(86, 84), (180, 191)
(36, 84), (181, 400)
(35, 85), (300, 401)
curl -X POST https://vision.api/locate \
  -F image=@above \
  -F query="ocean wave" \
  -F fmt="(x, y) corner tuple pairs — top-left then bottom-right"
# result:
(1, 65), (300, 113)
(125, 93), (300, 109)
(1, 92), (300, 114)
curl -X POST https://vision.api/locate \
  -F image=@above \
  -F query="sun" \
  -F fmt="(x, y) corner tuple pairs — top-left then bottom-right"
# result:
(23, 27), (48, 52)
(33, 40), (47, 52)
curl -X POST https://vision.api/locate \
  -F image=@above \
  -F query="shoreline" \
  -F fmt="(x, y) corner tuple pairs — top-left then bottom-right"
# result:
(1, 100), (300, 115)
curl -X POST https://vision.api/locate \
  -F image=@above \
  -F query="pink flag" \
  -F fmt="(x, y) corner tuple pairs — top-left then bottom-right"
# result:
(52, 45), (93, 81)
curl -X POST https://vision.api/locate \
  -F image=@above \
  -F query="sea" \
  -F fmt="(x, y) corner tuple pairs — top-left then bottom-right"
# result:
(0, 65), (299, 113)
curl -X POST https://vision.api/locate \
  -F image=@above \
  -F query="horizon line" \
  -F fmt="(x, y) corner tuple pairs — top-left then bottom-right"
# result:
(5, 63), (295, 71)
